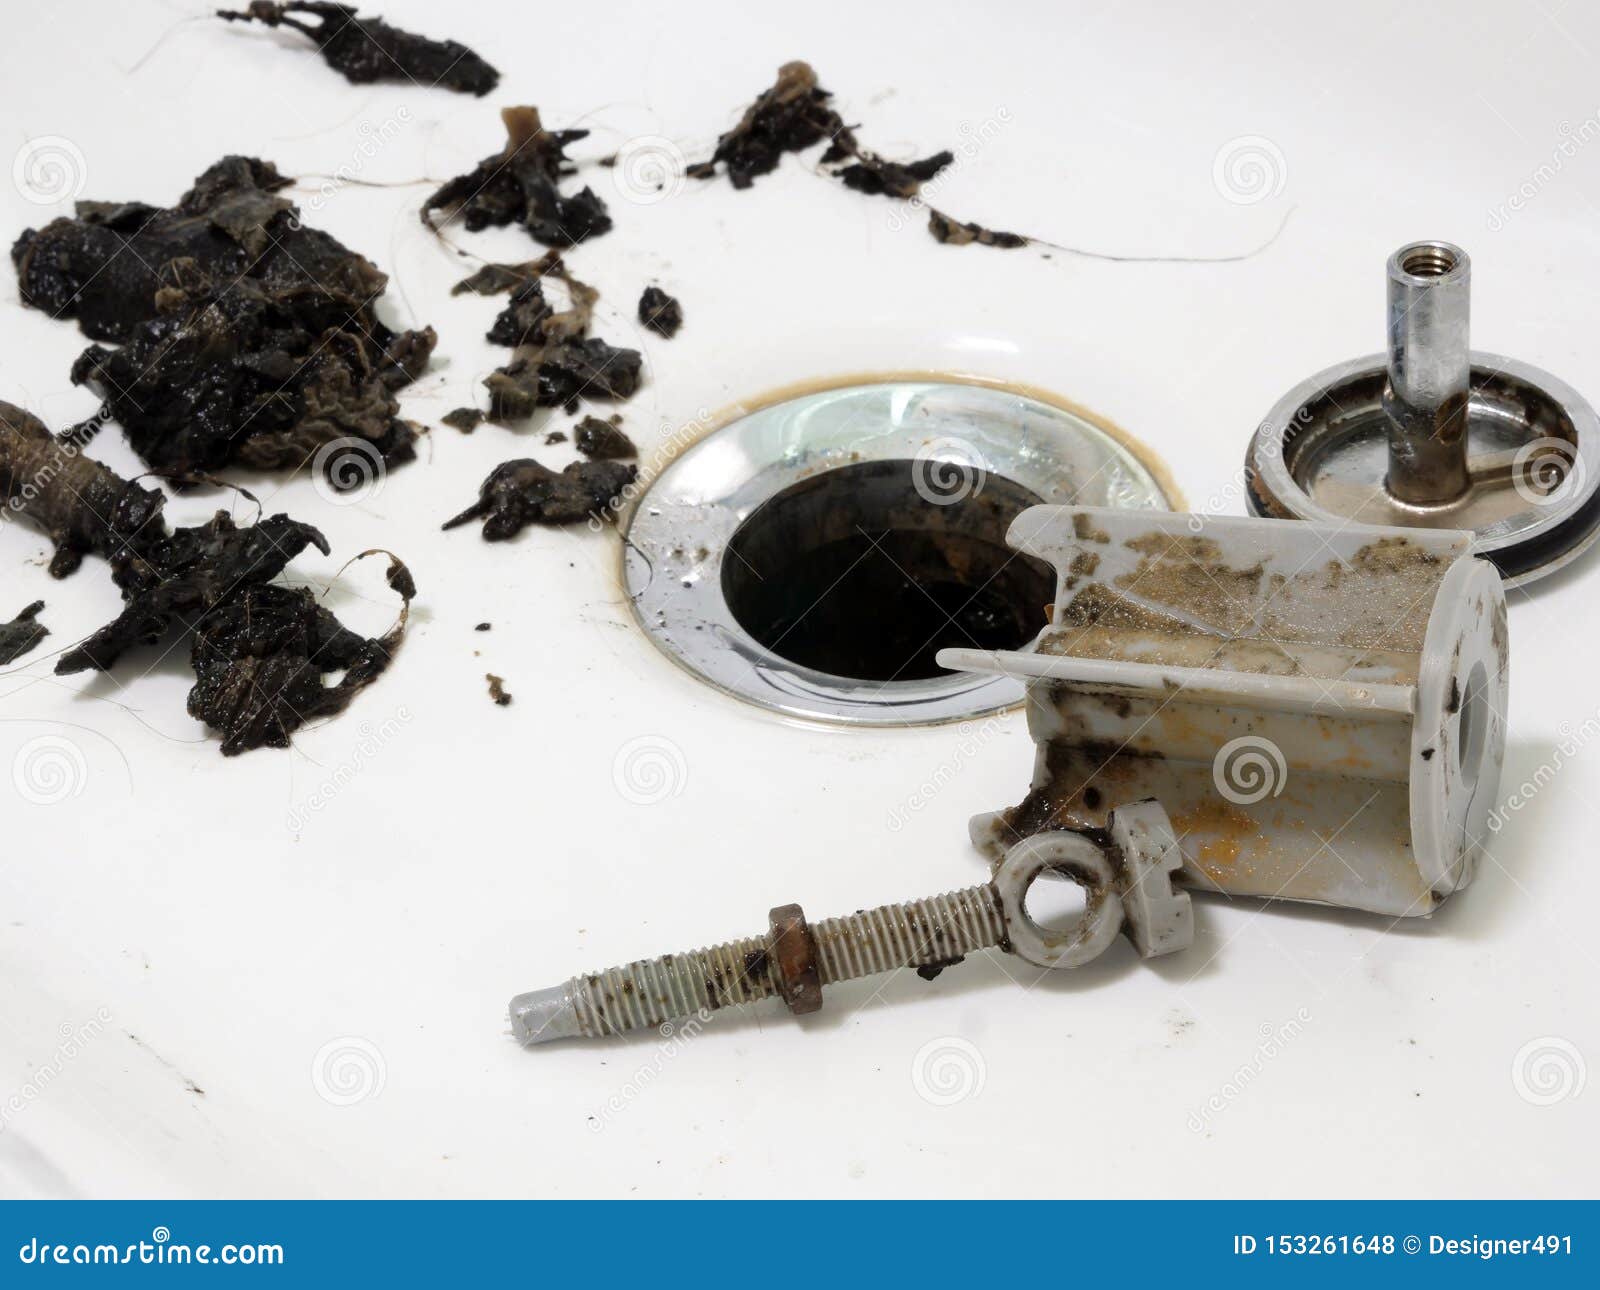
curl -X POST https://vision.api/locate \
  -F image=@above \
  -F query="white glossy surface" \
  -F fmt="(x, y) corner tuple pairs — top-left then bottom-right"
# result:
(1, 0), (1597, 1198)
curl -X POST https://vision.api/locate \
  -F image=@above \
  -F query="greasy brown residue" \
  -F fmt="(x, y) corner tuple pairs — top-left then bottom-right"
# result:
(1030, 526), (1454, 684)
(1350, 535), (1442, 575)
(1117, 533), (1265, 636)
(1269, 538), (1445, 654)
(1073, 514), (1111, 544)
(1092, 692), (1133, 719)
(1040, 582), (1303, 674)
(1490, 600), (1509, 676)
(998, 739), (1161, 839)
(486, 673), (512, 706)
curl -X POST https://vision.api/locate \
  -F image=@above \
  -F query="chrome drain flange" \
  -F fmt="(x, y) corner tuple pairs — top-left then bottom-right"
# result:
(623, 378), (1175, 725)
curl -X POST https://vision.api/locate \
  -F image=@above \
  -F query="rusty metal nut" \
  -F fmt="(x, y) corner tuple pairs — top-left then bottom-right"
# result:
(767, 903), (823, 1015)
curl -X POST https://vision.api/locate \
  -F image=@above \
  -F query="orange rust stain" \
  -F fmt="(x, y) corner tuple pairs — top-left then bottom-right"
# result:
(1168, 799), (1260, 875)
(1195, 836), (1242, 869)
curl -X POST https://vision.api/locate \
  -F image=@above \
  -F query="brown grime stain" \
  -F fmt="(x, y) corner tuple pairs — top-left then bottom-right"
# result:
(1073, 514), (1111, 543)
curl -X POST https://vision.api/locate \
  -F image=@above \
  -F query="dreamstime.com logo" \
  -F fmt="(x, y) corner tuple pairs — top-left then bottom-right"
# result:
(17, 1228), (283, 1267)
(586, 405), (717, 531)
(2, 424), (89, 532)
(1487, 113), (1600, 231)
(1, 1008), (110, 1133)
(885, 108), (1012, 233)
(1186, 409), (1310, 531)
(1212, 735), (1287, 805)
(1188, 1007), (1313, 1132)
(887, 716), (1006, 832)
(299, 107), (412, 217)
(286, 709), (412, 833)
(1486, 707), (1600, 834)
(589, 1010), (712, 1132)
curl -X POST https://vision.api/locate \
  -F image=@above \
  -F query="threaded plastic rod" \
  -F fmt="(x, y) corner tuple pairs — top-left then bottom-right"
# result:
(510, 884), (1005, 1045)
(812, 885), (1005, 982)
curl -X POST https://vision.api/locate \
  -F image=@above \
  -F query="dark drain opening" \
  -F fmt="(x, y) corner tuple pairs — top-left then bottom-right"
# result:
(722, 460), (1055, 682)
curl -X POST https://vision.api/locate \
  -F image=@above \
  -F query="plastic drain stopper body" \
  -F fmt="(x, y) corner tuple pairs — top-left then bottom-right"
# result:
(509, 503), (1509, 1045)
(941, 504), (1509, 919)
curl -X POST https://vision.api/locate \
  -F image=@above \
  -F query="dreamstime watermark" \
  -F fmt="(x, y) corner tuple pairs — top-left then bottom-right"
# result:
(610, 135), (688, 205)
(1186, 410), (1310, 531)
(911, 436), (988, 506)
(312, 436), (387, 506)
(910, 1036), (987, 1106)
(1187, 468), (1253, 532)
(1487, 113), (1600, 231)
(1, 421), (91, 533)
(1212, 735), (1287, 805)
(1486, 705), (1600, 833)
(310, 1036), (387, 1107)
(1511, 1036), (1586, 1106)
(1187, 1006), (1312, 1132)
(298, 107), (412, 216)
(11, 734), (89, 806)
(612, 735), (688, 805)
(885, 108), (1012, 233)
(1211, 135), (1288, 205)
(13, 135), (87, 205)
(887, 716), (1006, 832)
(1, 1008), (111, 1132)
(589, 1010), (712, 1132)
(285, 708), (411, 832)
(1510, 437), (1585, 509)
(586, 405), (716, 531)
(17, 1227), (283, 1267)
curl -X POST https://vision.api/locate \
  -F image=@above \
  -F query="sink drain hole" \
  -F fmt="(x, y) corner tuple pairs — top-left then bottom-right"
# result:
(721, 460), (1055, 682)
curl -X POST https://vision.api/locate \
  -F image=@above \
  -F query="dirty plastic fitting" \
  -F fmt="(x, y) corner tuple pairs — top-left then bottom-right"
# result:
(510, 503), (1510, 1044)
(946, 505), (1509, 918)
(510, 801), (1191, 1045)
